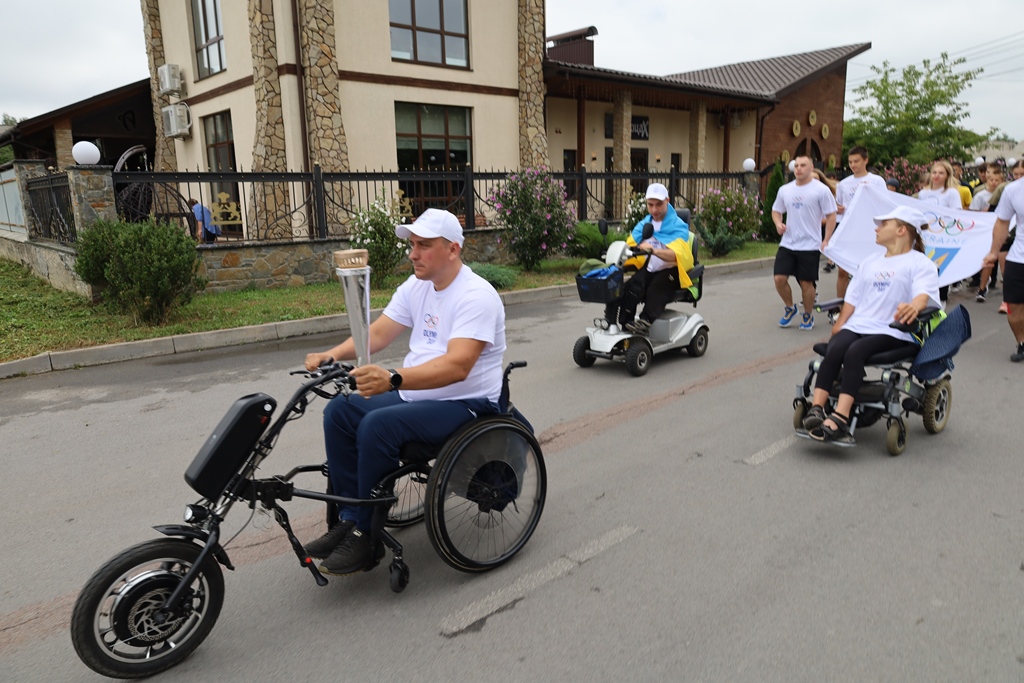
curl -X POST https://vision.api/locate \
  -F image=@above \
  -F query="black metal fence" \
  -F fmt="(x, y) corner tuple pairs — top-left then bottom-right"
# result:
(25, 171), (76, 243)
(107, 166), (753, 244)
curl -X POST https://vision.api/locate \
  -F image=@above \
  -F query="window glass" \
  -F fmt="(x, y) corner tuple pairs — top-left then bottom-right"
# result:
(389, 0), (467, 68)
(414, 0), (441, 29)
(447, 107), (469, 136)
(192, 0), (225, 78)
(389, 0), (412, 25)
(444, 36), (467, 67)
(443, 0), (466, 32)
(416, 32), (442, 64)
(390, 27), (414, 60)
(394, 103), (419, 134)
(420, 105), (445, 136)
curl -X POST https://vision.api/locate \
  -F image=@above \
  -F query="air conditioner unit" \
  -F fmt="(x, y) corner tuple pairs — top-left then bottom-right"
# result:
(161, 103), (192, 139)
(157, 63), (183, 97)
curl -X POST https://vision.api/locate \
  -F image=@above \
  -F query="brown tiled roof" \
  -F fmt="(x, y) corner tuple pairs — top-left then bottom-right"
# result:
(665, 43), (871, 100)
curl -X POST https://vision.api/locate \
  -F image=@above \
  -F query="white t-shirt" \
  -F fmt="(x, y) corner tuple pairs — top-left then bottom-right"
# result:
(994, 178), (1024, 264)
(644, 219), (675, 272)
(772, 179), (838, 252)
(383, 264), (505, 403)
(844, 250), (941, 342)
(836, 173), (887, 222)
(917, 187), (962, 210)
(969, 188), (993, 211)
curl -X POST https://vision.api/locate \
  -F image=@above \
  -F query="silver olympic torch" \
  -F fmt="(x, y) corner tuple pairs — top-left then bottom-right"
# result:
(334, 249), (372, 367)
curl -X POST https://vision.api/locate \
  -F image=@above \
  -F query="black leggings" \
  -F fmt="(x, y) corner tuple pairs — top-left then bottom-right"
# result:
(815, 330), (918, 398)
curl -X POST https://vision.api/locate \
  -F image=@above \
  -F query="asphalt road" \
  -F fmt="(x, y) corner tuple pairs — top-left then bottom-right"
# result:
(2, 268), (1023, 682)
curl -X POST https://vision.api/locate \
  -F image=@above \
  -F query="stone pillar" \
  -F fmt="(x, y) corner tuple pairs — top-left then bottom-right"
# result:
(140, 0), (179, 172)
(517, 0), (548, 168)
(13, 160), (47, 239)
(687, 101), (707, 205)
(66, 166), (118, 230)
(297, 0), (348, 172)
(249, 0), (292, 239)
(54, 118), (75, 170)
(612, 91), (632, 219)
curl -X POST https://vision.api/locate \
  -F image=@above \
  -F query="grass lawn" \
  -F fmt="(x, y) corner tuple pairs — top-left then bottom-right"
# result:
(0, 241), (777, 363)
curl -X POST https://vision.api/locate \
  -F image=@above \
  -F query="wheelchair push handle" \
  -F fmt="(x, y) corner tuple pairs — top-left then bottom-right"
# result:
(888, 306), (941, 333)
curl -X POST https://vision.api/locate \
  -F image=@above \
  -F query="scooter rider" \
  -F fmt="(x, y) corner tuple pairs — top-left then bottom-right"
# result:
(302, 208), (506, 576)
(605, 183), (695, 335)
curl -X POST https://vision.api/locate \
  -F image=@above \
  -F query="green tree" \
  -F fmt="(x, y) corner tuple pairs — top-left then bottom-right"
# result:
(1, 113), (23, 165)
(842, 54), (994, 167)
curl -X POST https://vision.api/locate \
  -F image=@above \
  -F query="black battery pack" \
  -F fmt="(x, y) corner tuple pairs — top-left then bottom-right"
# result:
(185, 393), (277, 500)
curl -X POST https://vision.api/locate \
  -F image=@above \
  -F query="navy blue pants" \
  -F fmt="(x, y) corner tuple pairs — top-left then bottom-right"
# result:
(323, 392), (499, 530)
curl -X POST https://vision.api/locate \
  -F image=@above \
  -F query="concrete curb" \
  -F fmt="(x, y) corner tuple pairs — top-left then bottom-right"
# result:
(0, 256), (774, 380)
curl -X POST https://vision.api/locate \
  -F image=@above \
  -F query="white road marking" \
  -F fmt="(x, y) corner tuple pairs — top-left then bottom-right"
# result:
(439, 525), (639, 637)
(745, 434), (798, 466)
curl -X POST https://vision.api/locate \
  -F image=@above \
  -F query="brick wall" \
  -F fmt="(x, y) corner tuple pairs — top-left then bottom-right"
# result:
(760, 66), (848, 169)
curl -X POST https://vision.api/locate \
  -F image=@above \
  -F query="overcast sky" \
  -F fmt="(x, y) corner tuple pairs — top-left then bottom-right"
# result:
(1, 1), (1021, 142)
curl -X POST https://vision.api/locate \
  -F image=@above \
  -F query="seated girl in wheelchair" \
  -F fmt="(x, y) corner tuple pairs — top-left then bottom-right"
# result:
(802, 206), (940, 443)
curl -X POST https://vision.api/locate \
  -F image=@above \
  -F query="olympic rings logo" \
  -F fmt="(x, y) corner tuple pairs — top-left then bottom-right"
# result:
(423, 314), (439, 329)
(923, 212), (975, 235)
(874, 271), (895, 282)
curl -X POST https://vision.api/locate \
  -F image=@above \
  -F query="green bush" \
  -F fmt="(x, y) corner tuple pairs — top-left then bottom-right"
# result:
(489, 167), (576, 271)
(467, 262), (518, 290)
(350, 195), (407, 287)
(758, 161), (785, 242)
(697, 185), (761, 240)
(76, 220), (205, 325)
(692, 214), (744, 258)
(74, 219), (121, 286)
(565, 221), (629, 259)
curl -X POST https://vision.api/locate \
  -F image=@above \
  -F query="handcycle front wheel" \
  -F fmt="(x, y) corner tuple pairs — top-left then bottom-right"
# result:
(425, 415), (546, 572)
(70, 538), (224, 679)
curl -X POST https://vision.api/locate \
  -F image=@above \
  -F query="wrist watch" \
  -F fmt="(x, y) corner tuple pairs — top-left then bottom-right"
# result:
(388, 369), (403, 391)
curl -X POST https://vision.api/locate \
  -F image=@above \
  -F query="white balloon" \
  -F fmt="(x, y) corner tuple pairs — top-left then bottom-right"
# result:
(788, 160), (796, 172)
(72, 141), (101, 165)
(742, 158), (756, 172)
(1007, 157), (1017, 167)
(974, 156), (985, 166)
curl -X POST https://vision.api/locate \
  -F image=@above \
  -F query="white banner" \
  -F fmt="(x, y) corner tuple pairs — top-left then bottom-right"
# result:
(824, 185), (1005, 287)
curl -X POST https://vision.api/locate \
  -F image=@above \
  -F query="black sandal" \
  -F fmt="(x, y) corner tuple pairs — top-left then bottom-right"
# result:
(810, 412), (856, 446)
(802, 405), (827, 431)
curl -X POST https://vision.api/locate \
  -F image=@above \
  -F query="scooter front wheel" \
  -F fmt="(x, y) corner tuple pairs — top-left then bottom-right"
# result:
(71, 538), (225, 679)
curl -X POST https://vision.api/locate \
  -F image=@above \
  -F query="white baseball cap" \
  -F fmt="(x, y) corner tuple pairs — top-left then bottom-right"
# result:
(395, 208), (465, 246)
(872, 206), (928, 232)
(645, 183), (669, 201)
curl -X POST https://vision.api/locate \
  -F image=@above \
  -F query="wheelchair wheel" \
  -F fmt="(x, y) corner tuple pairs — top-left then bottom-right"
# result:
(625, 338), (653, 377)
(687, 327), (709, 357)
(886, 419), (906, 456)
(573, 336), (596, 368)
(386, 465), (432, 528)
(425, 416), (546, 572)
(922, 379), (952, 435)
(792, 400), (808, 431)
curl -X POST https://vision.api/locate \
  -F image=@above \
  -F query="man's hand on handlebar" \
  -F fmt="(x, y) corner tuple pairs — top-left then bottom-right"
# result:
(349, 365), (393, 398)
(304, 352), (334, 373)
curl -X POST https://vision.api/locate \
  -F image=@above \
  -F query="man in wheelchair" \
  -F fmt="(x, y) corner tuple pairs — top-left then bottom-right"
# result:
(801, 206), (940, 444)
(605, 182), (695, 336)
(302, 208), (507, 575)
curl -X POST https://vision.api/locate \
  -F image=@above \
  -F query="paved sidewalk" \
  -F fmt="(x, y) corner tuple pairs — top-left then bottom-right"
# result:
(0, 257), (773, 379)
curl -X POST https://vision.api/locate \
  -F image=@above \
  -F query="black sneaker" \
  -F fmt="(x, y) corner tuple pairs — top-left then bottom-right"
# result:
(1012, 343), (1024, 363)
(319, 529), (385, 575)
(624, 318), (651, 336)
(976, 288), (987, 303)
(304, 519), (355, 559)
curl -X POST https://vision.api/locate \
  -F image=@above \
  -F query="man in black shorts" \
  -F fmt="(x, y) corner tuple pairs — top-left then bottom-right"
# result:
(985, 176), (1024, 362)
(770, 156), (838, 331)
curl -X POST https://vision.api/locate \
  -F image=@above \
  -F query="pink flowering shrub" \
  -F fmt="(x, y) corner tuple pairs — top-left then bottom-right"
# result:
(696, 185), (761, 240)
(884, 158), (929, 196)
(488, 167), (576, 270)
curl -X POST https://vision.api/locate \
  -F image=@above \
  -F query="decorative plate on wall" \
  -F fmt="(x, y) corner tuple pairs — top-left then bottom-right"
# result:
(792, 120), (801, 137)
(821, 123), (830, 139)
(808, 110), (817, 126)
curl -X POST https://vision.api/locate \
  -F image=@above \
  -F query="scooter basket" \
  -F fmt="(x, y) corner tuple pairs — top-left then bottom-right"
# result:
(185, 393), (277, 500)
(576, 269), (623, 303)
